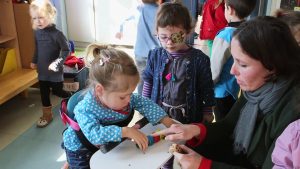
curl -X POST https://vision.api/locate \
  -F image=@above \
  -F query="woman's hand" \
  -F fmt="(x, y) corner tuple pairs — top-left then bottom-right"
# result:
(153, 124), (200, 142)
(122, 127), (148, 152)
(173, 145), (202, 169)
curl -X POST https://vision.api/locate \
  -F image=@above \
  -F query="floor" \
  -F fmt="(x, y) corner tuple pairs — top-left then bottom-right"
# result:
(0, 88), (65, 169)
(0, 88), (59, 150)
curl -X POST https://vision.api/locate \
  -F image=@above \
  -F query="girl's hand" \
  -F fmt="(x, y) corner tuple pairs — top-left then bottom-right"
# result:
(173, 145), (202, 169)
(153, 124), (200, 142)
(30, 63), (37, 69)
(160, 116), (178, 127)
(122, 127), (148, 152)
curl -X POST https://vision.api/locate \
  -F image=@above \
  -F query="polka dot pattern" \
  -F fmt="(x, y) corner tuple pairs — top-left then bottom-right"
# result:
(63, 91), (167, 151)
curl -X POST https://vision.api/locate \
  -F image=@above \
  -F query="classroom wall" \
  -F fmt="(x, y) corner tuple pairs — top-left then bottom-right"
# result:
(64, 0), (137, 45)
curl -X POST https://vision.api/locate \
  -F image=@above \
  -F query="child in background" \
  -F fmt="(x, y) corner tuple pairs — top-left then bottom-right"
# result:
(29, 0), (71, 128)
(115, 0), (160, 95)
(62, 44), (175, 169)
(199, 0), (227, 56)
(143, 2), (215, 125)
(210, 0), (256, 121)
(272, 119), (300, 169)
(275, 9), (300, 46)
(271, 10), (300, 169)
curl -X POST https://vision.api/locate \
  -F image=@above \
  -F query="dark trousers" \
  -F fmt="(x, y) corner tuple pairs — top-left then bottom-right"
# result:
(214, 95), (236, 121)
(39, 80), (71, 107)
(62, 143), (93, 169)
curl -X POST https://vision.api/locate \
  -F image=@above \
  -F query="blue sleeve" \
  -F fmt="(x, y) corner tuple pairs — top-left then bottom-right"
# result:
(56, 31), (70, 67)
(142, 49), (156, 83)
(119, 15), (136, 32)
(131, 93), (167, 124)
(74, 95), (123, 145)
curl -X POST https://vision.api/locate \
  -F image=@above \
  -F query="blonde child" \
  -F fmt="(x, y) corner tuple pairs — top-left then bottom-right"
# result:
(62, 44), (175, 168)
(142, 2), (215, 124)
(29, 0), (71, 128)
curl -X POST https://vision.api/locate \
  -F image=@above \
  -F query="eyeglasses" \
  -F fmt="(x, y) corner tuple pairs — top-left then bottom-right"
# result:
(157, 31), (185, 44)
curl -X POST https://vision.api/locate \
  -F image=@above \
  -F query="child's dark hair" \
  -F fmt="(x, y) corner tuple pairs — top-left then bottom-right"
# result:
(85, 44), (139, 92)
(274, 9), (300, 34)
(225, 0), (256, 19)
(156, 2), (194, 34)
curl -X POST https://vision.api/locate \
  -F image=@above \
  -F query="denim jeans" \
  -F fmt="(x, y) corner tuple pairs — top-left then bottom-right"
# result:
(62, 143), (93, 169)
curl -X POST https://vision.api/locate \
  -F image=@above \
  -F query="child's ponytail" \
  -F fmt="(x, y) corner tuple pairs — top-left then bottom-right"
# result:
(84, 44), (111, 68)
(84, 43), (139, 92)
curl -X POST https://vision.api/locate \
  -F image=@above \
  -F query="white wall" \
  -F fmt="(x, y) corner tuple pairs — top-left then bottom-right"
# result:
(65, 0), (137, 45)
(65, 0), (95, 43)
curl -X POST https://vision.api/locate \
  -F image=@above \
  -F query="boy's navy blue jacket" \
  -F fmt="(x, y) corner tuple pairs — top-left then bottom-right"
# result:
(143, 47), (215, 123)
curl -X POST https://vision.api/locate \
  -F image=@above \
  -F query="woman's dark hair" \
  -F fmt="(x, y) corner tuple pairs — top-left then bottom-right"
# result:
(233, 16), (300, 81)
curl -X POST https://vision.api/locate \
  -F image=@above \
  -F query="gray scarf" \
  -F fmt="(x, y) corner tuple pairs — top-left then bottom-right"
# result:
(233, 78), (291, 154)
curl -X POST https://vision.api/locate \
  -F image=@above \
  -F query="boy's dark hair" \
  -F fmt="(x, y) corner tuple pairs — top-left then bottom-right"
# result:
(156, 2), (194, 33)
(225, 0), (256, 19)
(233, 16), (300, 81)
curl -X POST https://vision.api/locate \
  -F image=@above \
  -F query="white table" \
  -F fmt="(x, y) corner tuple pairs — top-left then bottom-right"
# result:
(90, 123), (174, 169)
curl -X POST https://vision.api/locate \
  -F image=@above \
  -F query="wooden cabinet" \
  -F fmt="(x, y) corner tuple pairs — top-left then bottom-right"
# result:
(0, 0), (37, 105)
(0, 0), (21, 69)
(14, 3), (35, 69)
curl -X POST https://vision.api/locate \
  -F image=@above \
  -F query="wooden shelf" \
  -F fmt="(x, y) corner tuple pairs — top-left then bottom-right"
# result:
(0, 69), (38, 105)
(0, 35), (15, 44)
(0, 1), (37, 105)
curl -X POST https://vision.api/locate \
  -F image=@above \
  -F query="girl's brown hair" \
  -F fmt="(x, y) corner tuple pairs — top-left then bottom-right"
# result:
(85, 44), (139, 92)
(156, 2), (194, 34)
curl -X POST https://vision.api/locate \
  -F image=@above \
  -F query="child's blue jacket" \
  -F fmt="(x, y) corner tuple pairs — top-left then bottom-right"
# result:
(143, 47), (215, 123)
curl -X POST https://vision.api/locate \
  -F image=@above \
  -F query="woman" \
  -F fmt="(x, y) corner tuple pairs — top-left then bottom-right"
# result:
(155, 16), (300, 169)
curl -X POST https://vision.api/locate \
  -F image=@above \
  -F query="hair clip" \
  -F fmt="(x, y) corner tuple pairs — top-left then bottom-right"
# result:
(99, 57), (110, 66)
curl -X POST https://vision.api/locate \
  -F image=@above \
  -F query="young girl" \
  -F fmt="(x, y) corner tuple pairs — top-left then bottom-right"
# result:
(29, 0), (71, 128)
(62, 44), (175, 168)
(275, 9), (300, 46)
(142, 2), (215, 124)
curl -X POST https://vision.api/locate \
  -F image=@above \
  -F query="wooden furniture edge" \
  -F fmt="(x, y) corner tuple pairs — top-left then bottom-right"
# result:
(0, 69), (38, 105)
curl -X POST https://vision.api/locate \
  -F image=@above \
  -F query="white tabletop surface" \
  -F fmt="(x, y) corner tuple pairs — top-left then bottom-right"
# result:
(89, 123), (175, 169)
